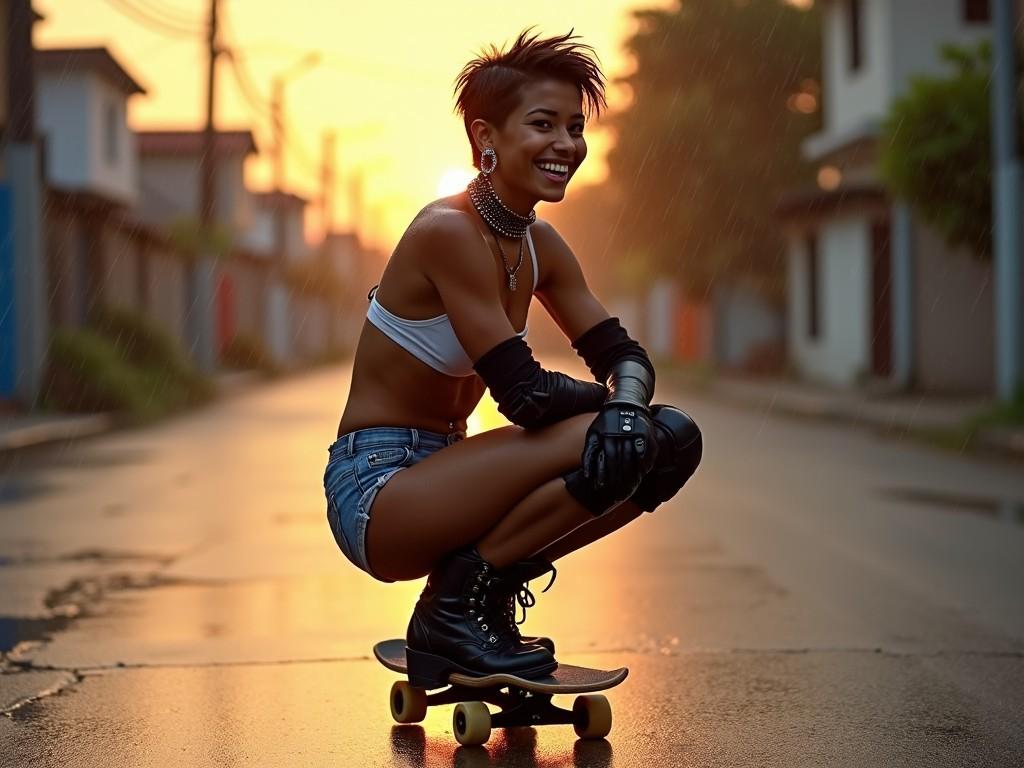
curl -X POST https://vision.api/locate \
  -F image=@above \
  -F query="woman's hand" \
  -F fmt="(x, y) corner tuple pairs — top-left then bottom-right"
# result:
(581, 404), (659, 501)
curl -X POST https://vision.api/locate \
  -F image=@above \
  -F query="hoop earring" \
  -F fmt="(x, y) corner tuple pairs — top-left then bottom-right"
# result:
(480, 147), (498, 175)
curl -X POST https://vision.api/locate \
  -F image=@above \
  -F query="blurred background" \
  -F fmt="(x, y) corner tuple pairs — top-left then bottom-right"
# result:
(2, 2), (1024, 765)
(1, 0), (1021, 422)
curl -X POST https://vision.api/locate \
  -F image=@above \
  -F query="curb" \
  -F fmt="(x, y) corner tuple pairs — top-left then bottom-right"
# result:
(0, 413), (116, 455)
(0, 371), (268, 458)
(699, 380), (1024, 462)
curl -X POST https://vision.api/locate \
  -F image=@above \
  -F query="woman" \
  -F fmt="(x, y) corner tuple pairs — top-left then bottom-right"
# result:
(324, 30), (702, 689)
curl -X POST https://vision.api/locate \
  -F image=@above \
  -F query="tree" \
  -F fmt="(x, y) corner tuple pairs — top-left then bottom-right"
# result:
(879, 41), (1021, 261)
(548, 0), (821, 300)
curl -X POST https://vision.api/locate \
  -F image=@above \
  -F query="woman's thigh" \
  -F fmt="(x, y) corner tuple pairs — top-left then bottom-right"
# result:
(366, 412), (594, 581)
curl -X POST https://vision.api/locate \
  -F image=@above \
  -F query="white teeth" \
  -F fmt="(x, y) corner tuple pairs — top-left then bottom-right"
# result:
(537, 162), (569, 174)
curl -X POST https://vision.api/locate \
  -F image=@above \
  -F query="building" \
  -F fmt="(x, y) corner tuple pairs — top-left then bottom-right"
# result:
(244, 189), (310, 264)
(36, 47), (145, 206)
(778, 0), (994, 393)
(136, 128), (257, 241)
(35, 47), (154, 330)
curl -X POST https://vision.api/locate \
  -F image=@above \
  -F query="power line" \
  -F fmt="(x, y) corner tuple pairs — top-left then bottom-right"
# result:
(134, 0), (201, 28)
(225, 49), (274, 119)
(102, 0), (201, 38)
(134, 0), (200, 28)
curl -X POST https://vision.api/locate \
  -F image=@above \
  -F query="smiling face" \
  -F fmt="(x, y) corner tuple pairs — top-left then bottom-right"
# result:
(470, 79), (588, 211)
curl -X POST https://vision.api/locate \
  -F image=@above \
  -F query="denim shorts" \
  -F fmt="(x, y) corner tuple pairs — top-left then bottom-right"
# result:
(323, 425), (466, 583)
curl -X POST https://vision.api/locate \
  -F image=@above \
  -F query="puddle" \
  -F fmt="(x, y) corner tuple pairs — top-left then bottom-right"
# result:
(0, 478), (57, 505)
(880, 487), (1024, 526)
(0, 615), (73, 654)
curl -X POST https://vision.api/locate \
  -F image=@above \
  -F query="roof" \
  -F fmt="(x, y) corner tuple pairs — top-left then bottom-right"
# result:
(137, 129), (259, 157)
(35, 47), (146, 96)
(775, 182), (887, 220)
(324, 230), (361, 246)
(251, 190), (309, 209)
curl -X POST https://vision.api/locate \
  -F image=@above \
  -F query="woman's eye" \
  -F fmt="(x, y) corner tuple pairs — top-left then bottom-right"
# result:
(571, 125), (585, 135)
(532, 120), (552, 129)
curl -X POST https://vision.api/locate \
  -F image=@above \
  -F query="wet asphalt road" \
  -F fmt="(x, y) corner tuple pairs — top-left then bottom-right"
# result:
(1, 361), (1023, 767)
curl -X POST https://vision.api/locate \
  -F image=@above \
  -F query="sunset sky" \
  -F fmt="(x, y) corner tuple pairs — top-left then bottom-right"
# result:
(34, 0), (675, 250)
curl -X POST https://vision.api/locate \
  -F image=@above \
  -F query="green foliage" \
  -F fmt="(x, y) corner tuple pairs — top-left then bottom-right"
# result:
(549, 0), (821, 300)
(879, 41), (1015, 260)
(167, 216), (234, 259)
(43, 306), (215, 423)
(89, 305), (215, 403)
(43, 329), (164, 421)
(221, 333), (280, 375)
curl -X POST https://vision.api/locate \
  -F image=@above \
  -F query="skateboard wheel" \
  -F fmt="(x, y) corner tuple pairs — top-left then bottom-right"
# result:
(572, 694), (612, 739)
(390, 681), (428, 724)
(452, 702), (491, 746)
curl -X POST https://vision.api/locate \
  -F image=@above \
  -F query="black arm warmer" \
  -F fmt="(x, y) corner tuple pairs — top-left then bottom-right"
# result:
(571, 317), (656, 406)
(473, 336), (609, 430)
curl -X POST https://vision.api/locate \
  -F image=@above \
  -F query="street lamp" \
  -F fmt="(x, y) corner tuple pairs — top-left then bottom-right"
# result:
(271, 51), (321, 193)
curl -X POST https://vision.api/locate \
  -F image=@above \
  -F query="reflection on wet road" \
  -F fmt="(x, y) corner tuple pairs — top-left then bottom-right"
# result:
(1, 363), (1023, 766)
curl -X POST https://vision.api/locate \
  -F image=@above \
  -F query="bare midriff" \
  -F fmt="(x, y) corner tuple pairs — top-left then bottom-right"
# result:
(336, 199), (533, 438)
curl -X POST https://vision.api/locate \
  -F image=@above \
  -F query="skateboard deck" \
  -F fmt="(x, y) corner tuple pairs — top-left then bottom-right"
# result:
(374, 639), (628, 745)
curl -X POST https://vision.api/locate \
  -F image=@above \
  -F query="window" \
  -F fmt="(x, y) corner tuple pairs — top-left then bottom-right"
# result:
(806, 234), (820, 340)
(104, 101), (119, 165)
(848, 0), (863, 72)
(964, 0), (990, 23)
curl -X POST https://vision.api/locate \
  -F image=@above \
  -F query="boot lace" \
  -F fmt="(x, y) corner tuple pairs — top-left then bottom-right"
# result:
(501, 565), (557, 639)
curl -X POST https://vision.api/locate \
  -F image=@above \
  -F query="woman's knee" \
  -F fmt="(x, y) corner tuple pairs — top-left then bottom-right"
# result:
(629, 404), (702, 513)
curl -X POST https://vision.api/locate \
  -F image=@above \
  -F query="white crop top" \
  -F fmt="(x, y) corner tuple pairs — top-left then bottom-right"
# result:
(366, 227), (539, 377)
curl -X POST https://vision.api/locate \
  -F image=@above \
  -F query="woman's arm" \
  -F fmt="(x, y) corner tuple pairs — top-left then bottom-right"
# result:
(422, 210), (606, 428)
(531, 220), (612, 344)
(531, 220), (658, 495)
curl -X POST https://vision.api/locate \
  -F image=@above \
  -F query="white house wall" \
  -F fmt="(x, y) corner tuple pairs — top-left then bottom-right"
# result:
(823, 0), (891, 136)
(890, 0), (991, 97)
(37, 72), (137, 204)
(138, 156), (199, 225)
(85, 75), (137, 204)
(913, 222), (994, 393)
(37, 72), (91, 192)
(139, 154), (250, 237)
(788, 215), (871, 386)
(217, 155), (252, 238)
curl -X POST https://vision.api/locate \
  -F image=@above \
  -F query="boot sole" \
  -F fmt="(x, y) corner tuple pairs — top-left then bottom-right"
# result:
(405, 647), (558, 689)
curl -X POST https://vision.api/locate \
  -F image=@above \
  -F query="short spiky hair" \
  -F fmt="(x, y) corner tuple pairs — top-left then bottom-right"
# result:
(454, 29), (607, 169)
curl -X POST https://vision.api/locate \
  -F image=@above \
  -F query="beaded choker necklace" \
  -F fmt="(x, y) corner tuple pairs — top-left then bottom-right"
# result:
(467, 173), (536, 239)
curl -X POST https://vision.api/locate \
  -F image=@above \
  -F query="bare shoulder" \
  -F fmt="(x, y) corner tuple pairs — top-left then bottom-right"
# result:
(398, 200), (486, 267)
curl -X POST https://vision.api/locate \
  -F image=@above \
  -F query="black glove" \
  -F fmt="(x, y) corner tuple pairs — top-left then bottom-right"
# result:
(474, 336), (609, 430)
(581, 360), (659, 500)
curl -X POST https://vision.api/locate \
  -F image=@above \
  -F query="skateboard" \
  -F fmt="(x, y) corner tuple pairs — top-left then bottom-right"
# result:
(373, 639), (628, 746)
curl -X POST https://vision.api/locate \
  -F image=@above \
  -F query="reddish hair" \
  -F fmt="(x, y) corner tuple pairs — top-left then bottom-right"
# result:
(454, 28), (607, 169)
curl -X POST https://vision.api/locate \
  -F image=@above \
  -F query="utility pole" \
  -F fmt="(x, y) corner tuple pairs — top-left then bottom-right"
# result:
(320, 130), (336, 351)
(992, 0), (1022, 401)
(271, 79), (285, 193)
(3, 0), (46, 405)
(349, 169), (364, 238)
(192, 0), (220, 374)
(320, 130), (335, 236)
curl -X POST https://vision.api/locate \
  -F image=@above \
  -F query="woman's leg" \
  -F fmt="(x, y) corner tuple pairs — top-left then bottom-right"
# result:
(366, 411), (598, 581)
(532, 500), (645, 564)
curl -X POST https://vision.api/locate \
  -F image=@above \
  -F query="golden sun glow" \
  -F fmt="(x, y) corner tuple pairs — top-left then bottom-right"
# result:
(436, 167), (477, 198)
(34, 0), (677, 251)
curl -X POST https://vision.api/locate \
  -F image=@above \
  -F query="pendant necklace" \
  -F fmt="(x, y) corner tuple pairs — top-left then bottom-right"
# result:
(490, 228), (524, 292)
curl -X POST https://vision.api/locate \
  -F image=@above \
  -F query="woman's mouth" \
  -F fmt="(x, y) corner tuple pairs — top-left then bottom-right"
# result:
(535, 161), (570, 184)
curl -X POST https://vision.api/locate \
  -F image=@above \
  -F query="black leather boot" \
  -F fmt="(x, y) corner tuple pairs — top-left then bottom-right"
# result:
(405, 547), (557, 689)
(492, 559), (557, 654)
